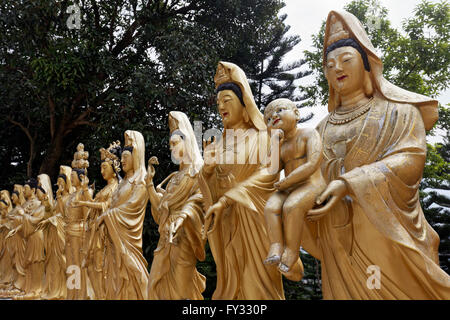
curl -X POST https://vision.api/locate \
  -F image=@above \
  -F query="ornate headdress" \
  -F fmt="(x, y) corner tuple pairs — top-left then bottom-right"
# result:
(213, 62), (266, 131)
(99, 140), (122, 175)
(326, 13), (350, 47)
(72, 143), (89, 170)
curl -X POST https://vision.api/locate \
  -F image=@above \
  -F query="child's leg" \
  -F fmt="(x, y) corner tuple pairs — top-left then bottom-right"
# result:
(279, 184), (318, 276)
(263, 191), (288, 265)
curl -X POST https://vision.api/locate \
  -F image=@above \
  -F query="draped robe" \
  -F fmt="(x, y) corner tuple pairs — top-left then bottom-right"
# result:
(103, 178), (149, 299)
(148, 170), (206, 300)
(199, 128), (284, 300)
(305, 95), (450, 299)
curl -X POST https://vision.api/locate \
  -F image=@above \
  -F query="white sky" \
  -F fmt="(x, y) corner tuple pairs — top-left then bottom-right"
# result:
(280, 0), (449, 143)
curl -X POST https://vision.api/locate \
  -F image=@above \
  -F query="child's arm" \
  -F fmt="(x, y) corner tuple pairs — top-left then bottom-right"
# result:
(277, 129), (323, 190)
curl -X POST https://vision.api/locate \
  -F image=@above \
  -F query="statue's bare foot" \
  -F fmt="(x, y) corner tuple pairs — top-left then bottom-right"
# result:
(264, 243), (283, 265)
(278, 248), (304, 282)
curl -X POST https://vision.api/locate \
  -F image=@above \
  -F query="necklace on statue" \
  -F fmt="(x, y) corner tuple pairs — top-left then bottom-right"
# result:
(328, 97), (374, 125)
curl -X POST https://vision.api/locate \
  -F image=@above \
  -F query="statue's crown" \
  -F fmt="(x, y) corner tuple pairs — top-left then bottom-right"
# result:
(72, 142), (89, 170)
(214, 63), (232, 87)
(100, 141), (121, 174)
(326, 14), (350, 47)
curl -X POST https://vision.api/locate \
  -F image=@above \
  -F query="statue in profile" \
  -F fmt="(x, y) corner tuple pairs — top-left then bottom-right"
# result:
(303, 10), (450, 299)
(73, 141), (122, 299)
(147, 111), (206, 300)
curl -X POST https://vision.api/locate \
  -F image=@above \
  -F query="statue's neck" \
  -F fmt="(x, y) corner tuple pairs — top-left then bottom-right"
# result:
(339, 89), (370, 111)
(125, 169), (135, 180)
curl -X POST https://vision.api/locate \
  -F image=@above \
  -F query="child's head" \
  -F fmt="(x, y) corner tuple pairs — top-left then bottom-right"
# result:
(264, 98), (300, 132)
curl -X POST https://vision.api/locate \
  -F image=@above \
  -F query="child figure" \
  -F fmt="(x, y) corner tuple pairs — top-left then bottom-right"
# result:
(263, 98), (326, 280)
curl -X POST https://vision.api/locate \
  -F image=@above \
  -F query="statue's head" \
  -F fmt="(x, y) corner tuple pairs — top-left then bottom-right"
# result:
(13, 184), (25, 205)
(121, 146), (134, 174)
(24, 178), (38, 199)
(100, 141), (122, 181)
(71, 168), (86, 188)
(264, 98), (300, 133)
(36, 185), (46, 201)
(213, 62), (267, 131)
(216, 82), (249, 130)
(324, 14), (374, 106)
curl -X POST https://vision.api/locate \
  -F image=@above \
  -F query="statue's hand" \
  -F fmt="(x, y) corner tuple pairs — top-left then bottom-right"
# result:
(202, 137), (218, 175)
(306, 180), (348, 222)
(146, 157), (158, 185)
(168, 216), (185, 244)
(203, 200), (225, 238)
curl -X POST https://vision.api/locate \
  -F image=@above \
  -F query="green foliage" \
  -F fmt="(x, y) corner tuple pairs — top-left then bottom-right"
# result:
(421, 105), (450, 273)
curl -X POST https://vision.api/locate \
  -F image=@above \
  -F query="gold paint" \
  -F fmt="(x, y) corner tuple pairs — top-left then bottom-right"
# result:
(305, 10), (450, 299)
(199, 62), (284, 300)
(147, 111), (206, 300)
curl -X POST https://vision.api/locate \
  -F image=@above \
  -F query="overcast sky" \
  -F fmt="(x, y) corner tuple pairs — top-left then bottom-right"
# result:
(280, 0), (449, 143)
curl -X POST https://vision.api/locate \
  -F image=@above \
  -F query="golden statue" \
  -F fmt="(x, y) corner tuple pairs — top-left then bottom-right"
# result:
(303, 10), (450, 299)
(63, 147), (91, 300)
(0, 190), (14, 290)
(199, 61), (284, 299)
(16, 178), (45, 299)
(263, 98), (326, 281)
(36, 174), (67, 300)
(72, 141), (122, 300)
(96, 130), (149, 299)
(3, 185), (27, 297)
(147, 111), (206, 300)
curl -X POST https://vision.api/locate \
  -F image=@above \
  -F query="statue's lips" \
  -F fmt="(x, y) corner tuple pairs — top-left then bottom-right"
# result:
(337, 75), (347, 81)
(273, 118), (281, 125)
(221, 112), (228, 118)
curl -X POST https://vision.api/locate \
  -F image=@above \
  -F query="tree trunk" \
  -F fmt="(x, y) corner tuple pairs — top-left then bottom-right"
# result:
(39, 127), (66, 180)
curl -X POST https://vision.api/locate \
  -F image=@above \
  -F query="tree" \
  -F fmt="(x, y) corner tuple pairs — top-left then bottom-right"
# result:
(421, 104), (450, 273)
(0, 0), (288, 186)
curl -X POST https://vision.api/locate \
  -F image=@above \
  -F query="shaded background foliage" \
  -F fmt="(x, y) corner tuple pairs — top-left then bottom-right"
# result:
(0, 0), (449, 299)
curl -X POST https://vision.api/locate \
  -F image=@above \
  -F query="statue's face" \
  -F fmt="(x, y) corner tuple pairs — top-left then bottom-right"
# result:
(170, 134), (185, 164)
(36, 188), (45, 201)
(265, 104), (299, 133)
(121, 150), (134, 173)
(101, 161), (115, 181)
(11, 193), (18, 205)
(57, 177), (66, 191)
(24, 184), (32, 198)
(217, 90), (245, 129)
(326, 46), (366, 96)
